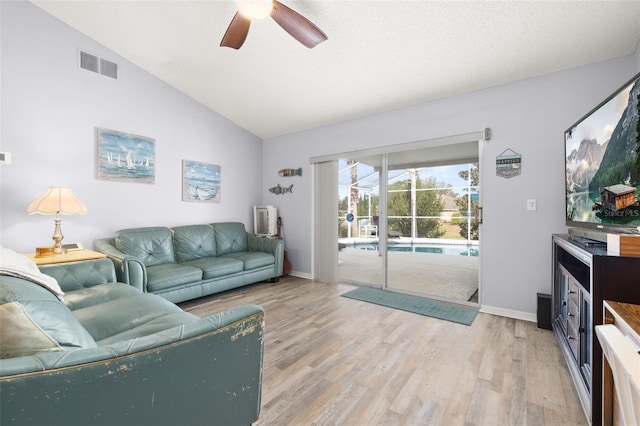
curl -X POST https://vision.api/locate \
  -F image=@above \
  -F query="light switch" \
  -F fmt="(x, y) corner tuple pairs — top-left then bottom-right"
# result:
(0, 152), (12, 165)
(527, 199), (537, 211)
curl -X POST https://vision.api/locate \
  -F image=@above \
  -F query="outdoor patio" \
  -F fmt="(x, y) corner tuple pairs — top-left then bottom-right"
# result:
(338, 241), (479, 303)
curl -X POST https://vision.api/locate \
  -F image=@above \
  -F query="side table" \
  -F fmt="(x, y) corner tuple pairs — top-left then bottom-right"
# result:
(25, 249), (106, 266)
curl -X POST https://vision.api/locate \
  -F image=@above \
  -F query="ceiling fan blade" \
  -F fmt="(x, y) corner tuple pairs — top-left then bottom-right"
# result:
(271, 0), (327, 48)
(220, 12), (251, 49)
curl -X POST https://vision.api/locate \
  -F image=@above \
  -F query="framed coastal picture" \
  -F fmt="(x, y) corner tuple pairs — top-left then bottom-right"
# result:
(96, 128), (155, 184)
(182, 160), (221, 203)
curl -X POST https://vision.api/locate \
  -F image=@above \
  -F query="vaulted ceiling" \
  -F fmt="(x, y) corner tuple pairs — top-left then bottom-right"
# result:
(30, 0), (640, 139)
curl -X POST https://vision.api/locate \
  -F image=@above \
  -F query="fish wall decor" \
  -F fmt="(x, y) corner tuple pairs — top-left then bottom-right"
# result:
(269, 184), (293, 195)
(278, 168), (302, 177)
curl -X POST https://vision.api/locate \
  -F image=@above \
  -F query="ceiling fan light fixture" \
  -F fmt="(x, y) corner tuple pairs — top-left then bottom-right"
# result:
(222, 0), (327, 49)
(236, 0), (273, 20)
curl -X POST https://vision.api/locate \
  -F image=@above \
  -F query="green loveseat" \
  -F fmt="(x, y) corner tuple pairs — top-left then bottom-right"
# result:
(0, 254), (264, 425)
(94, 222), (284, 303)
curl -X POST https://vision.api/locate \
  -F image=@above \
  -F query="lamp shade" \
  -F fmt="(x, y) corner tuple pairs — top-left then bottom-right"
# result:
(27, 187), (87, 216)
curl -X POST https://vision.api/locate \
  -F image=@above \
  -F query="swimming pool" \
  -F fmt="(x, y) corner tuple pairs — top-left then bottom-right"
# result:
(345, 241), (479, 257)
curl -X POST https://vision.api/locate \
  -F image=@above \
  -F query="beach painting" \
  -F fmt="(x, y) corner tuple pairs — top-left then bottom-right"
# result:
(182, 160), (221, 203)
(97, 128), (155, 184)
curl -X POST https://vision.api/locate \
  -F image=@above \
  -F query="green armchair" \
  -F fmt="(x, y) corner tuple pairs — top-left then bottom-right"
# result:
(0, 256), (264, 425)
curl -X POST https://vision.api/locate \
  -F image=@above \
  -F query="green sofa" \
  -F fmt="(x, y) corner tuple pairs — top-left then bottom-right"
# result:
(94, 222), (284, 303)
(0, 254), (264, 425)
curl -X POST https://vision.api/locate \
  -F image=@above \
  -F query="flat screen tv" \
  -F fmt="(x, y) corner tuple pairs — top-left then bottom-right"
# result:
(565, 72), (640, 237)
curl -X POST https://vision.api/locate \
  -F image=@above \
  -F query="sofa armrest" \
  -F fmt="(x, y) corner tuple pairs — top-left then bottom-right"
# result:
(0, 305), (264, 425)
(248, 234), (284, 276)
(39, 258), (117, 292)
(247, 233), (284, 256)
(94, 237), (147, 291)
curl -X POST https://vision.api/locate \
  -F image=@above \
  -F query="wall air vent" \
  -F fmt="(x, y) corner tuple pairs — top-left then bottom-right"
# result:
(79, 51), (99, 73)
(79, 50), (118, 79)
(99, 58), (118, 79)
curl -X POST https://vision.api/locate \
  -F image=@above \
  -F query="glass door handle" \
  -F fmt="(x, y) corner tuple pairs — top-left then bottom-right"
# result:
(475, 206), (483, 225)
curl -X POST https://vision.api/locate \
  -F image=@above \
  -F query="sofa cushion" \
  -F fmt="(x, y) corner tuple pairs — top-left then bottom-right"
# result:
(146, 263), (203, 292)
(214, 222), (248, 255)
(63, 282), (145, 311)
(173, 225), (216, 262)
(68, 283), (198, 345)
(220, 252), (275, 271)
(96, 310), (199, 346)
(181, 257), (244, 279)
(0, 276), (97, 359)
(115, 227), (175, 267)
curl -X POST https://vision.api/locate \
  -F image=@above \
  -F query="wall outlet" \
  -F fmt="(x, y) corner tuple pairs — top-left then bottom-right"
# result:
(527, 199), (537, 211)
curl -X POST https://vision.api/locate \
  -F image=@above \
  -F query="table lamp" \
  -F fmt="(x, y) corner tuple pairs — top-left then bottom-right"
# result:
(27, 187), (87, 254)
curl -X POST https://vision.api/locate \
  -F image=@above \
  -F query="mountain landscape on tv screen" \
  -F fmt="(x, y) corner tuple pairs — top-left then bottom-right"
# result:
(565, 138), (608, 193)
(588, 79), (640, 193)
(566, 77), (640, 224)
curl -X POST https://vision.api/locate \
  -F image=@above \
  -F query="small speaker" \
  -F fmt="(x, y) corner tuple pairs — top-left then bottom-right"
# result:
(537, 293), (552, 330)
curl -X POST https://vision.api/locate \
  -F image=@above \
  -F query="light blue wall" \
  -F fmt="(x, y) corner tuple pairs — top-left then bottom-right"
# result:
(2, 0), (638, 318)
(0, 0), (263, 253)
(263, 55), (637, 317)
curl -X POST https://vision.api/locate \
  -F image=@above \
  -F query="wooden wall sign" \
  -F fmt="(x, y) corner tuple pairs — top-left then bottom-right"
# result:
(496, 149), (521, 178)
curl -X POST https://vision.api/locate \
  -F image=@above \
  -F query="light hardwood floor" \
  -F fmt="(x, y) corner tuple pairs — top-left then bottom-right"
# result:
(180, 276), (587, 426)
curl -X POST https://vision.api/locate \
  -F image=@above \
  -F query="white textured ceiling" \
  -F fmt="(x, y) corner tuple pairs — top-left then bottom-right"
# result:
(30, 0), (640, 139)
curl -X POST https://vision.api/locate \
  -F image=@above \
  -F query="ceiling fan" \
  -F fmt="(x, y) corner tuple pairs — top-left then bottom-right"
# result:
(221, 0), (328, 49)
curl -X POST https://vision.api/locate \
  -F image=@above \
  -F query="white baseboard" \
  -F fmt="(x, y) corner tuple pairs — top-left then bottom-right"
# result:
(480, 305), (537, 323)
(287, 270), (313, 280)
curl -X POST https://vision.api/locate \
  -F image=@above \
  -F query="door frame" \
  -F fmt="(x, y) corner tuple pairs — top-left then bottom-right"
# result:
(311, 130), (488, 304)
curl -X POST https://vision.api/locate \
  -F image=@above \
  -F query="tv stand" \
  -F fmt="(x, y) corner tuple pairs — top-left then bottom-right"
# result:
(552, 234), (640, 424)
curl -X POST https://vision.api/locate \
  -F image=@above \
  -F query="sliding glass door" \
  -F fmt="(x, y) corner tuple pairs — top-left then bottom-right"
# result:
(385, 158), (480, 303)
(337, 158), (382, 287)
(325, 132), (484, 305)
